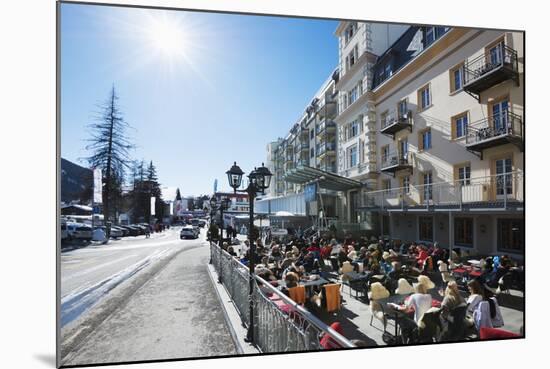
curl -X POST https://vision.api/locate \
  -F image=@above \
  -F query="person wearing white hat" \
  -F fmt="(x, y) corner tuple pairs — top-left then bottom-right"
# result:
(389, 282), (432, 324)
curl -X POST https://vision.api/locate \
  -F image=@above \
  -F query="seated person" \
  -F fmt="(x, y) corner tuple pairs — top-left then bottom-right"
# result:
(389, 282), (432, 324)
(473, 286), (504, 331)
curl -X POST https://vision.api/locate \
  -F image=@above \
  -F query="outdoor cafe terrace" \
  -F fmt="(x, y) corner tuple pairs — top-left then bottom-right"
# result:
(210, 236), (524, 352)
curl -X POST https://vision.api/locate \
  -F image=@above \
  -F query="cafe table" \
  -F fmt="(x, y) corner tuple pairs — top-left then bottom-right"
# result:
(343, 271), (370, 298)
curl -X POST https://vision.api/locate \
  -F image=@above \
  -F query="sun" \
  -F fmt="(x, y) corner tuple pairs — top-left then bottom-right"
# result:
(145, 14), (187, 58)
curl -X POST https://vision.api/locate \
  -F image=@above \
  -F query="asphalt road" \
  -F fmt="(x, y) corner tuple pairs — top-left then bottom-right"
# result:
(60, 226), (238, 365)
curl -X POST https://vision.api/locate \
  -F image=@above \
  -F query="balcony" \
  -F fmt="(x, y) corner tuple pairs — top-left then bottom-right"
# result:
(299, 126), (309, 139)
(380, 110), (413, 139)
(380, 151), (412, 176)
(317, 142), (336, 159)
(465, 111), (523, 158)
(316, 120), (337, 137)
(463, 43), (519, 99)
(361, 171), (523, 211)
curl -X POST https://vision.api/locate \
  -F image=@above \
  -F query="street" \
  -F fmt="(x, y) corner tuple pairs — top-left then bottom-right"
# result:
(60, 226), (238, 366)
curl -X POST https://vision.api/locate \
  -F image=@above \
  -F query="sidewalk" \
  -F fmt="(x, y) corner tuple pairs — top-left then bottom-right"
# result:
(62, 243), (238, 366)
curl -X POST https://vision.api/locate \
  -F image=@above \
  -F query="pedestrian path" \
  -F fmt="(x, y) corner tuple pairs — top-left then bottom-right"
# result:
(62, 243), (237, 366)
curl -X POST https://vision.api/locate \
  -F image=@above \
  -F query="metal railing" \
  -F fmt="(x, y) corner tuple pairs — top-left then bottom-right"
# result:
(381, 109), (412, 130)
(317, 142), (336, 156)
(464, 42), (519, 85)
(465, 111), (523, 146)
(210, 243), (354, 352)
(316, 120), (336, 136)
(381, 150), (411, 170)
(361, 171), (523, 210)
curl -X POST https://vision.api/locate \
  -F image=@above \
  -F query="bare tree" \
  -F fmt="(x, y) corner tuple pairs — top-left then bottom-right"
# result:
(86, 85), (134, 229)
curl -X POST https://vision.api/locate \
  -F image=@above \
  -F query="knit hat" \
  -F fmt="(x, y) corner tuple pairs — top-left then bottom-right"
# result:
(396, 278), (415, 295)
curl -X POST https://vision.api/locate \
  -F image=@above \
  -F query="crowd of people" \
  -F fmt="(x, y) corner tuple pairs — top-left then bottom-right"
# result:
(216, 231), (522, 346)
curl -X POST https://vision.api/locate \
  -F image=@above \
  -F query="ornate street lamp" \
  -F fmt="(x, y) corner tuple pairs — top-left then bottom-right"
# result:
(225, 161), (271, 345)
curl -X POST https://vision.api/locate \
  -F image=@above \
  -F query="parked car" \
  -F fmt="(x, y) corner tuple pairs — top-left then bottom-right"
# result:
(112, 225), (129, 237)
(180, 225), (198, 239)
(61, 223), (68, 242)
(120, 225), (140, 236)
(132, 224), (148, 235)
(97, 226), (123, 238)
(66, 223), (93, 241)
(198, 219), (206, 228)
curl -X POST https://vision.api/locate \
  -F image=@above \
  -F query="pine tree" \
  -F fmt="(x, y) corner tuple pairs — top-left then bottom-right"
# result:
(86, 85), (134, 227)
(176, 188), (182, 201)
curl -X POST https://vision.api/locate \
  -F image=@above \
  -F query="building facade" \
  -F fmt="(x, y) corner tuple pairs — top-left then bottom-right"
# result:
(260, 22), (524, 256)
(360, 26), (524, 257)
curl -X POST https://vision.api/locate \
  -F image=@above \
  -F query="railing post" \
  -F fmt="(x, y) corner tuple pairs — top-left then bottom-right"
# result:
(504, 172), (508, 210)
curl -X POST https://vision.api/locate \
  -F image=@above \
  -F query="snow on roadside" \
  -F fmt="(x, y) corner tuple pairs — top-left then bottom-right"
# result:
(61, 248), (173, 327)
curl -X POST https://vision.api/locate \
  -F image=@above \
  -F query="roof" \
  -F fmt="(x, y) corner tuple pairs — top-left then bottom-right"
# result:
(284, 165), (362, 191)
(61, 204), (93, 211)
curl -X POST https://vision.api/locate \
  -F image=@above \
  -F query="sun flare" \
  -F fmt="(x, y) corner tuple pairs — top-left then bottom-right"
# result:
(145, 14), (187, 58)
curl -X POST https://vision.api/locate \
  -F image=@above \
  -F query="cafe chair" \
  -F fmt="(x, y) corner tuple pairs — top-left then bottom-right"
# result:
(288, 285), (306, 305)
(322, 283), (342, 314)
(368, 282), (390, 329)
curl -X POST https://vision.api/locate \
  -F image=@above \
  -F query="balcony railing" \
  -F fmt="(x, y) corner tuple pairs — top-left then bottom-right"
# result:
(317, 142), (336, 157)
(380, 109), (413, 138)
(380, 151), (412, 173)
(465, 111), (523, 154)
(316, 120), (336, 136)
(463, 42), (519, 96)
(361, 171), (523, 211)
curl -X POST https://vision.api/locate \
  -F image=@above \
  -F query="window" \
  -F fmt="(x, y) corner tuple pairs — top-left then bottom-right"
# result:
(457, 164), (471, 185)
(419, 129), (432, 150)
(348, 120), (360, 139)
(348, 145), (358, 167)
(398, 99), (408, 119)
(419, 216), (433, 242)
(310, 147), (314, 158)
(349, 86), (358, 105)
(383, 179), (392, 194)
(453, 113), (468, 139)
(381, 145), (390, 163)
(497, 219), (524, 252)
(385, 63), (392, 79)
(310, 129), (314, 140)
(454, 218), (473, 247)
(450, 63), (465, 92)
(495, 157), (513, 196)
(418, 85), (431, 110)
(347, 45), (358, 69)
(491, 98), (509, 133)
(402, 175), (410, 193)
(344, 23), (356, 44)
(423, 171), (433, 201)
(425, 27), (435, 46)
(380, 111), (389, 128)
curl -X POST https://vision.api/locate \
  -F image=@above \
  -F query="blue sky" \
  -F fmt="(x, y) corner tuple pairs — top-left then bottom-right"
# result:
(61, 3), (338, 196)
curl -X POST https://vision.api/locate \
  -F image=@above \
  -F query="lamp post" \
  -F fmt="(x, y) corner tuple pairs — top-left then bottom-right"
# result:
(225, 161), (272, 345)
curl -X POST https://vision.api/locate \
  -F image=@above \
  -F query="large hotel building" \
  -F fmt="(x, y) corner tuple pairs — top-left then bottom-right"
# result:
(257, 22), (524, 259)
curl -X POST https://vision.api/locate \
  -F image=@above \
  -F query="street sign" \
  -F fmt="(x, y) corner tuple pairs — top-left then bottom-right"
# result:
(93, 168), (103, 204)
(151, 196), (156, 216)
